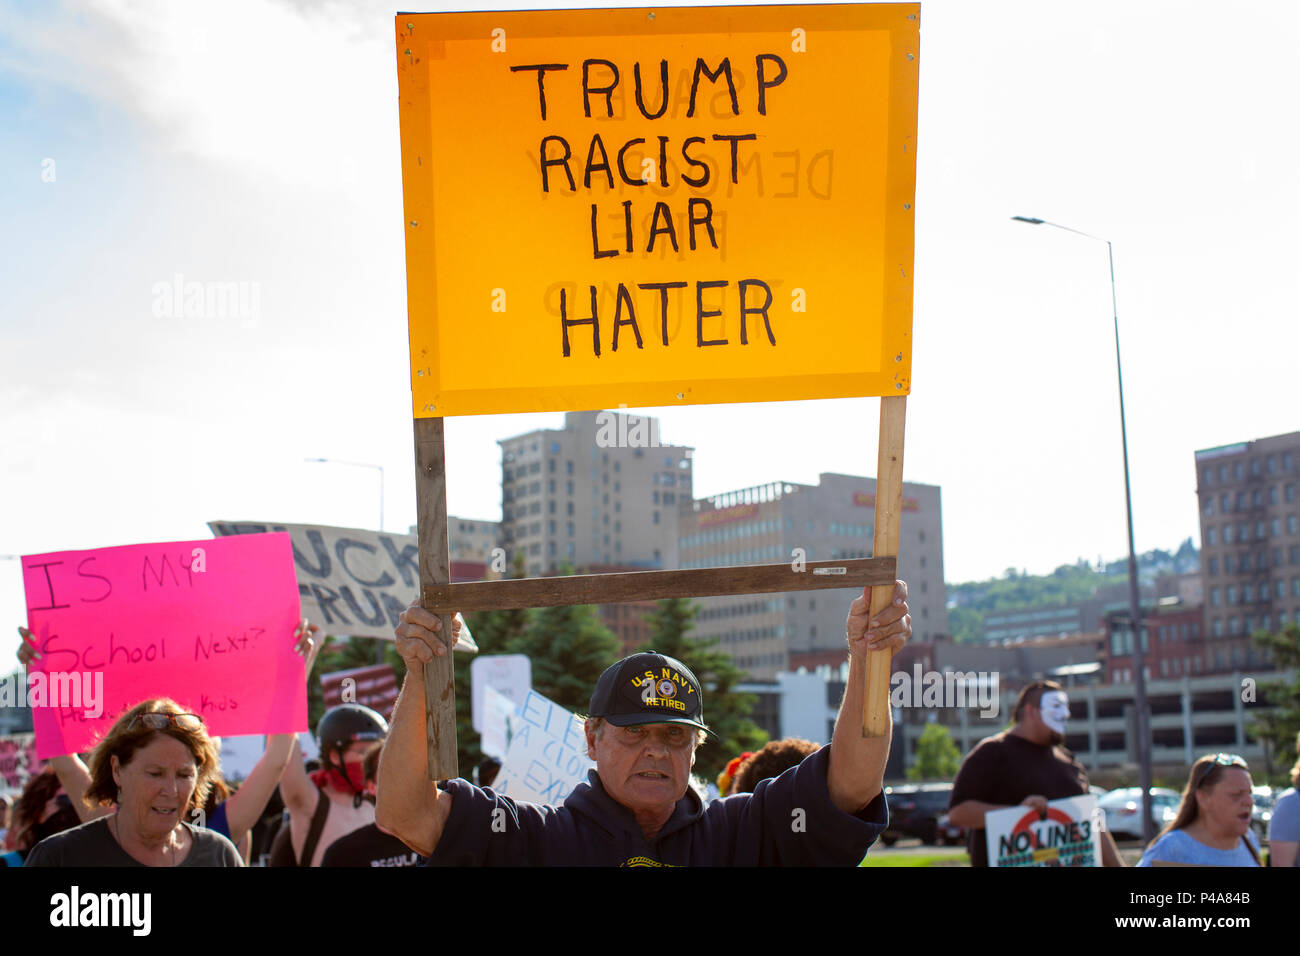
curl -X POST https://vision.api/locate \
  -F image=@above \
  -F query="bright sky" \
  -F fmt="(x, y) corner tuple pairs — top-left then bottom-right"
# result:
(3, 0), (1299, 665)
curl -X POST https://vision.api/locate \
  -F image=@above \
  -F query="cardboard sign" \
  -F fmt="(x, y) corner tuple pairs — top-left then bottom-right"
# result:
(985, 795), (1103, 867)
(478, 684), (517, 760)
(491, 690), (594, 805)
(397, 4), (919, 417)
(21, 535), (304, 760)
(320, 664), (400, 719)
(208, 521), (481, 647)
(0, 733), (39, 791)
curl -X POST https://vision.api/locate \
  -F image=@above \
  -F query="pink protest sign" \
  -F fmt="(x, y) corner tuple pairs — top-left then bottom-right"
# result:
(21, 534), (303, 759)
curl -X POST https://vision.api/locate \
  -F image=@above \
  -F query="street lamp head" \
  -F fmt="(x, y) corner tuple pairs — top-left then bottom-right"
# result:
(1011, 216), (1044, 224)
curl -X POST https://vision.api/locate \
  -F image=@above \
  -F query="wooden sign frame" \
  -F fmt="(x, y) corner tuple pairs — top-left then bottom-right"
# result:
(398, 5), (917, 779)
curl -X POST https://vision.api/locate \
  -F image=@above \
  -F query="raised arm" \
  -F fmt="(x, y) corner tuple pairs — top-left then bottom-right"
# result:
(375, 602), (457, 857)
(222, 621), (321, 843)
(827, 581), (911, 814)
(17, 627), (111, 823)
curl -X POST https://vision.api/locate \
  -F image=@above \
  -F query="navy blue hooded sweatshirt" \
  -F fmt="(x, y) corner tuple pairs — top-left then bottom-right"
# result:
(426, 746), (886, 866)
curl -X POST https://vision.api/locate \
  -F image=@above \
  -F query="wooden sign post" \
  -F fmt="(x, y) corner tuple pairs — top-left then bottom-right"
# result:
(395, 4), (920, 777)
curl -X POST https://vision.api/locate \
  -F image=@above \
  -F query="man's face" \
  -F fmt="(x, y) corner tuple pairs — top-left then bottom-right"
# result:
(586, 721), (696, 817)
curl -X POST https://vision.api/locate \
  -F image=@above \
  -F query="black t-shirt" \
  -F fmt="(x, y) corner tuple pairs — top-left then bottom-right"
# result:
(949, 731), (1090, 867)
(320, 824), (421, 867)
(23, 818), (243, 867)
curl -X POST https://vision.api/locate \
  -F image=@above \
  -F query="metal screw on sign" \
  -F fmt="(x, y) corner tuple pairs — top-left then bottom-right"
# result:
(410, 221), (418, 227)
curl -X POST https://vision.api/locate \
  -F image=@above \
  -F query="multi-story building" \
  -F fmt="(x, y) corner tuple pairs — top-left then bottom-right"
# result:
(680, 473), (947, 679)
(447, 516), (501, 564)
(498, 410), (692, 578)
(1104, 599), (1210, 684)
(1195, 431), (1300, 667)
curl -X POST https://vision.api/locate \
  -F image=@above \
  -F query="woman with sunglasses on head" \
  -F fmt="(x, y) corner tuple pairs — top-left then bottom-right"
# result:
(1136, 753), (1262, 867)
(24, 699), (242, 866)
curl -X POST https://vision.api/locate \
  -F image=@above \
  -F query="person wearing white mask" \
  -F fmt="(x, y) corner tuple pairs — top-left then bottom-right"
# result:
(948, 680), (1124, 867)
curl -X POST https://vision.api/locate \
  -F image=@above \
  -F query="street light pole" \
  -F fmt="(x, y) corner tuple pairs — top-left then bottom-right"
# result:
(1012, 215), (1154, 843)
(304, 458), (385, 532)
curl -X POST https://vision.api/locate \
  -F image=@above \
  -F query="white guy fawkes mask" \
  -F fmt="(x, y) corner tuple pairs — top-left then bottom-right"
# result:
(1040, 691), (1070, 734)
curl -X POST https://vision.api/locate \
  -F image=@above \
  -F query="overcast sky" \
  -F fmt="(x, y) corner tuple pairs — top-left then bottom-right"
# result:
(4, 0), (1299, 663)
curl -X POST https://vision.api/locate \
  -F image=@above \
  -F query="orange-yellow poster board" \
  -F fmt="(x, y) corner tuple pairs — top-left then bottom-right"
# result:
(396, 4), (918, 418)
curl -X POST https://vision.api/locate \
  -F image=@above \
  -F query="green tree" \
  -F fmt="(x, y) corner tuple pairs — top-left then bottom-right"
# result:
(907, 722), (961, 781)
(1249, 623), (1300, 785)
(509, 600), (620, 713)
(636, 596), (768, 783)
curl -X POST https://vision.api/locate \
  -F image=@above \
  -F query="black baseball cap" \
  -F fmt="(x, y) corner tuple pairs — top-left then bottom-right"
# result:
(589, 652), (715, 736)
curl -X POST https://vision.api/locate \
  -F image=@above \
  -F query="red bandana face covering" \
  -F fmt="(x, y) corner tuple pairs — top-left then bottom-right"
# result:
(310, 762), (366, 795)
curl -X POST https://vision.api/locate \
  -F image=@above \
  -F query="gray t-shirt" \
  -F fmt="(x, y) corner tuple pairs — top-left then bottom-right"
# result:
(23, 817), (243, 867)
(1136, 828), (1260, 867)
(1268, 788), (1300, 865)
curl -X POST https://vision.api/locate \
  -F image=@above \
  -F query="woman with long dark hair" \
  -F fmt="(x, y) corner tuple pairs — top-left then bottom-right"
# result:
(1137, 753), (1262, 867)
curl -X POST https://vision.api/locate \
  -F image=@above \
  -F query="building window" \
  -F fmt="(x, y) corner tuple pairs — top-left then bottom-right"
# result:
(1210, 588), (1220, 606)
(1227, 587), (1238, 605)
(1204, 498), (1215, 516)
(1207, 527), (1218, 546)
(1208, 557), (1219, 576)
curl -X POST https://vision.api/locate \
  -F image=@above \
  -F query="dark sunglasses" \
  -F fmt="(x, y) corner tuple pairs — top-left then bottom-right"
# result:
(127, 712), (204, 732)
(1193, 752), (1248, 788)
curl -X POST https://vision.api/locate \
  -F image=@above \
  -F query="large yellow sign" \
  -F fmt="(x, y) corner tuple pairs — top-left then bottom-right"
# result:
(396, 4), (918, 418)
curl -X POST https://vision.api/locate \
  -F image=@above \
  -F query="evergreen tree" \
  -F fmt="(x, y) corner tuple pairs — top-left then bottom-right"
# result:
(637, 596), (768, 782)
(1249, 623), (1300, 785)
(907, 722), (961, 781)
(508, 600), (620, 713)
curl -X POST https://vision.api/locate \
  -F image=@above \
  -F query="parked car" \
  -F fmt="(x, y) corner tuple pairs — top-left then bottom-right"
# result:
(1098, 787), (1180, 840)
(934, 812), (965, 846)
(883, 783), (954, 845)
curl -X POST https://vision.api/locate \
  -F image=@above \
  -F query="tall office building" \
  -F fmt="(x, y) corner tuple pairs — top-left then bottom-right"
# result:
(498, 410), (693, 578)
(680, 473), (947, 680)
(1195, 431), (1300, 670)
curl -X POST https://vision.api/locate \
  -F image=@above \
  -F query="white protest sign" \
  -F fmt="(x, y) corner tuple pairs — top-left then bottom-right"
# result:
(479, 685), (517, 760)
(985, 794), (1102, 867)
(492, 690), (594, 805)
(470, 653), (531, 733)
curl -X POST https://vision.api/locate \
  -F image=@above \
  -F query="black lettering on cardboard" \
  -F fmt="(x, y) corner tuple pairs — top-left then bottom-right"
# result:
(294, 530), (332, 579)
(688, 58), (738, 118)
(76, 557), (112, 604)
(339, 586), (387, 627)
(638, 281), (688, 346)
(634, 60), (669, 119)
(687, 197), (718, 251)
(141, 553), (181, 591)
(25, 560), (70, 611)
(696, 280), (729, 346)
(755, 53), (788, 115)
(561, 286), (601, 357)
(616, 138), (647, 187)
(612, 284), (644, 351)
(541, 135), (576, 193)
(582, 58), (619, 118)
(680, 137), (710, 188)
(310, 583), (351, 626)
(379, 537), (420, 588)
(713, 133), (758, 184)
(510, 63), (569, 120)
(336, 539), (396, 588)
(591, 203), (618, 259)
(647, 201), (678, 253)
(584, 134), (614, 189)
(738, 279), (776, 345)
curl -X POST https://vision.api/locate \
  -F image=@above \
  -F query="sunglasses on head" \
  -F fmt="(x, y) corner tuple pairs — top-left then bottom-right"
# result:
(127, 712), (204, 732)
(1194, 752), (1247, 788)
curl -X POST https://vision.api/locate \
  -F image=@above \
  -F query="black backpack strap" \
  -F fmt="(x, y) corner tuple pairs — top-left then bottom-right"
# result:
(299, 785), (330, 867)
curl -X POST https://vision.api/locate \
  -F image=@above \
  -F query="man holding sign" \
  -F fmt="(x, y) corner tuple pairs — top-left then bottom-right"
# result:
(377, 582), (910, 866)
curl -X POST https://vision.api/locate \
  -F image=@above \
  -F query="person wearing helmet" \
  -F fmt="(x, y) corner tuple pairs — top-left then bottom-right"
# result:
(277, 703), (388, 867)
